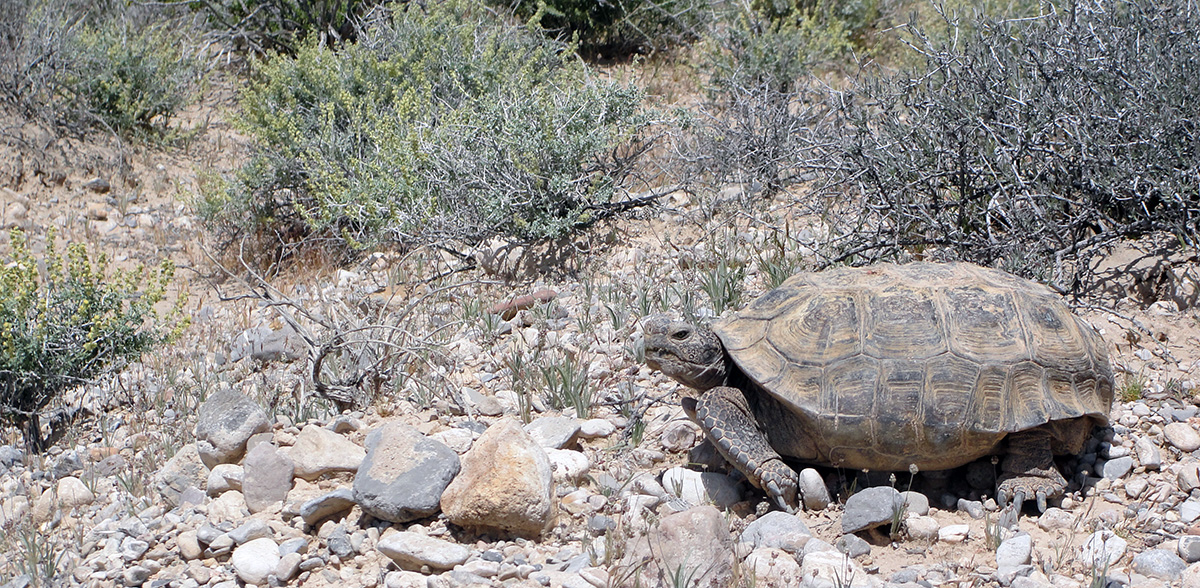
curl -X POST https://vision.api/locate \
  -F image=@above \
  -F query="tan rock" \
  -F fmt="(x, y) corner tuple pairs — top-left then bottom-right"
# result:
(620, 505), (735, 587)
(284, 425), (366, 481)
(440, 418), (555, 537)
(56, 477), (95, 508)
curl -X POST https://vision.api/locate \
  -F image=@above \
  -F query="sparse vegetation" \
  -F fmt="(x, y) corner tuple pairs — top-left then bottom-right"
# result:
(0, 230), (187, 452)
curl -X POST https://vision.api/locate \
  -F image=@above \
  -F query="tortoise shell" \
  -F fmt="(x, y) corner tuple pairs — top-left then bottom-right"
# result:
(714, 262), (1114, 470)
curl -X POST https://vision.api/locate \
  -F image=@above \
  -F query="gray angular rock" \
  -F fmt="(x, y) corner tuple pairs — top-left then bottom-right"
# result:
(836, 534), (872, 558)
(241, 443), (294, 513)
(122, 566), (152, 587)
(739, 511), (811, 554)
(440, 418), (554, 537)
(228, 519), (272, 545)
(284, 424), (366, 481)
(899, 491), (929, 516)
(153, 443), (207, 508)
(0, 445), (22, 468)
(524, 416), (581, 449)
(376, 532), (470, 571)
(353, 422), (460, 523)
(1101, 456), (1134, 479)
(231, 537), (280, 585)
(300, 488), (357, 525)
(1179, 535), (1200, 563)
(327, 524), (354, 558)
(276, 552), (303, 582)
(1133, 549), (1187, 580)
(1136, 436), (1162, 470)
(957, 499), (985, 519)
(799, 468), (831, 511)
(194, 389), (271, 469)
(842, 486), (905, 534)
(1079, 530), (1127, 568)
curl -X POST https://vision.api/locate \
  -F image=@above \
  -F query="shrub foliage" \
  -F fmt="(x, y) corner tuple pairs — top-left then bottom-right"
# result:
(0, 0), (201, 137)
(205, 0), (652, 249)
(0, 231), (187, 452)
(492, 0), (710, 54)
(816, 0), (1200, 288)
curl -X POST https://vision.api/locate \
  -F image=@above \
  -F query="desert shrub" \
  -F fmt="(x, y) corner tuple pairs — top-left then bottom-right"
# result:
(0, 230), (188, 452)
(203, 0), (652, 250)
(812, 0), (1200, 289)
(0, 0), (202, 137)
(679, 0), (851, 199)
(188, 0), (379, 56)
(492, 0), (711, 55)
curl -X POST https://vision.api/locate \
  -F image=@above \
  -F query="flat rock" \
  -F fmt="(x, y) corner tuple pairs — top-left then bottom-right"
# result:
(524, 416), (581, 449)
(1133, 549), (1187, 580)
(231, 537), (280, 585)
(837, 534), (872, 558)
(194, 388), (271, 468)
(938, 524), (970, 543)
(739, 511), (812, 554)
(578, 419), (616, 438)
(207, 464), (244, 496)
(354, 421), (460, 523)
(799, 468), (831, 511)
(1166, 423), (1200, 452)
(842, 486), (904, 534)
(228, 519), (272, 544)
(376, 531), (470, 571)
(153, 443), (207, 508)
(177, 531), (202, 561)
(300, 488), (357, 525)
(622, 506), (734, 587)
(242, 443), (294, 513)
(284, 424), (366, 481)
(441, 418), (555, 537)
(1036, 507), (1075, 531)
(900, 491), (929, 516)
(660, 466), (741, 509)
(276, 552), (302, 582)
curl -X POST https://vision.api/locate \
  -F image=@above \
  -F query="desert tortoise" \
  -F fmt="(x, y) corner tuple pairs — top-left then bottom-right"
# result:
(643, 261), (1113, 512)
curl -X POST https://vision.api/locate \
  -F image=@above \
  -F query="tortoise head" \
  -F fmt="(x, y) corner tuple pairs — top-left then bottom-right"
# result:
(641, 314), (728, 391)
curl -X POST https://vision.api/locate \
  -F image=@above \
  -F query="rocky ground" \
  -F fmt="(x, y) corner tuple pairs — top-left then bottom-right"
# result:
(3, 94), (1200, 588)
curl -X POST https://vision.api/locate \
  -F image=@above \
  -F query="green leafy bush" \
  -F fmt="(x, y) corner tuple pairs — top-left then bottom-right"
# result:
(205, 0), (652, 249)
(0, 231), (188, 452)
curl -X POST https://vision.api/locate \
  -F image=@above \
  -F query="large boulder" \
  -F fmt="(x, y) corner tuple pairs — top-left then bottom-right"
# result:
(620, 505), (735, 587)
(194, 389), (271, 468)
(353, 422), (460, 523)
(440, 418), (555, 537)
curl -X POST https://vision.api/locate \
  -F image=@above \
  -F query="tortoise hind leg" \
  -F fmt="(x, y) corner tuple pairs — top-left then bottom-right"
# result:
(996, 426), (1067, 512)
(683, 386), (800, 512)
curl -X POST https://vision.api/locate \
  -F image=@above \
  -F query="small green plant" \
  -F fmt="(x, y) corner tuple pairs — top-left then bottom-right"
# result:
(13, 523), (64, 587)
(983, 509), (1004, 552)
(700, 258), (746, 316)
(0, 230), (188, 452)
(541, 349), (594, 419)
(1119, 372), (1147, 403)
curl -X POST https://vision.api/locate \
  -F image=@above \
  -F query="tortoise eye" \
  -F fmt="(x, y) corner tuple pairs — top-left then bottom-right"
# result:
(670, 328), (691, 340)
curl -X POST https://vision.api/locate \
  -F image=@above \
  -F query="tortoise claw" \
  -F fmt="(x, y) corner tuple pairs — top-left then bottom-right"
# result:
(1036, 490), (1048, 513)
(1013, 490), (1026, 509)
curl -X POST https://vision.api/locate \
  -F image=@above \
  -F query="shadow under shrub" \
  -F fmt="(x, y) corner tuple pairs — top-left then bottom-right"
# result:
(813, 0), (1200, 290)
(490, 0), (711, 56)
(204, 0), (653, 251)
(0, 230), (188, 452)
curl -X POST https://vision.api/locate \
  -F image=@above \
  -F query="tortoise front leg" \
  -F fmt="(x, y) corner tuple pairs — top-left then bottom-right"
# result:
(682, 386), (799, 512)
(996, 427), (1066, 512)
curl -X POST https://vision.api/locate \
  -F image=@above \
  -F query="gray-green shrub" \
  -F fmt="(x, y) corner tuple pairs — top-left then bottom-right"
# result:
(204, 0), (652, 250)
